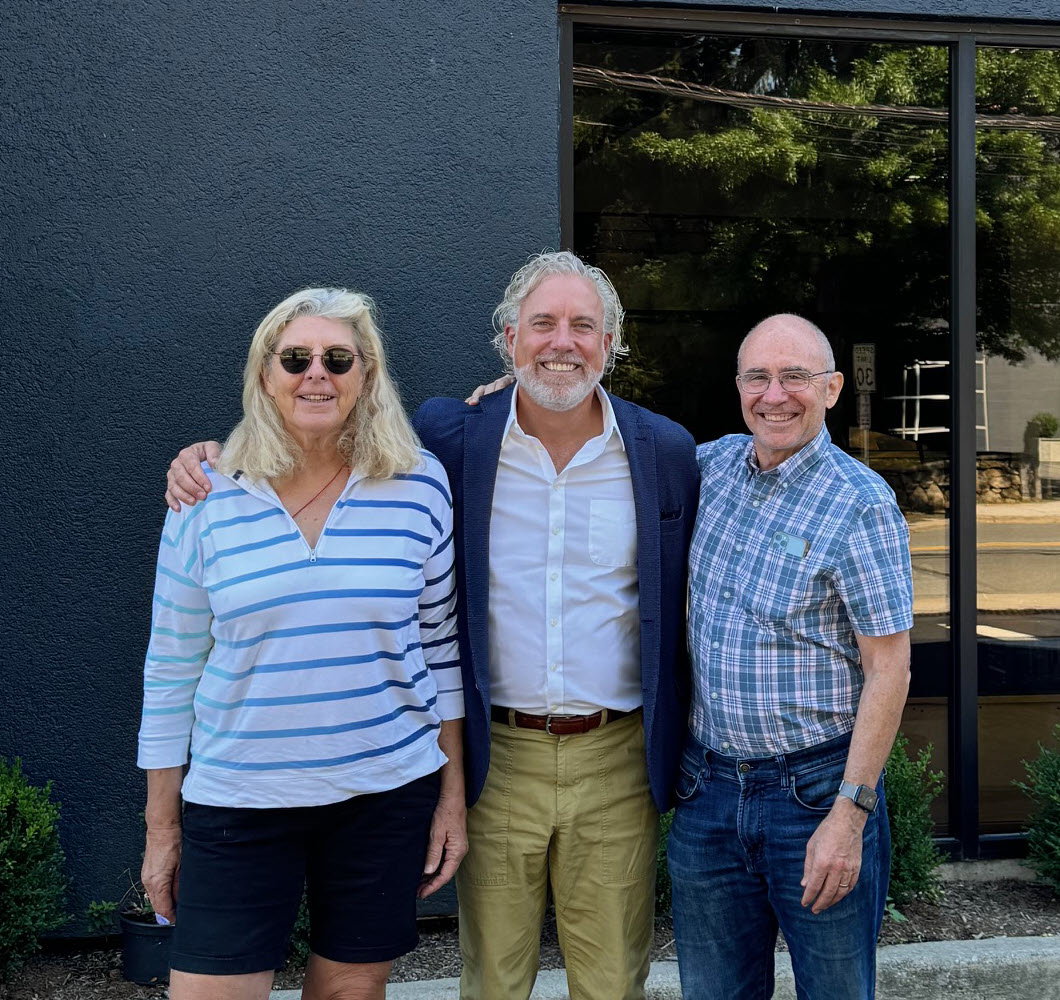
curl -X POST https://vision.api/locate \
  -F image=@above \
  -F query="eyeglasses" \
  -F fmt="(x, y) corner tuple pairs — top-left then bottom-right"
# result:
(272, 347), (360, 375)
(736, 370), (833, 394)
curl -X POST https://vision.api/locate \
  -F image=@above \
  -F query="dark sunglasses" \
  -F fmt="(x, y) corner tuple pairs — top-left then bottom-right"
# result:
(272, 347), (360, 375)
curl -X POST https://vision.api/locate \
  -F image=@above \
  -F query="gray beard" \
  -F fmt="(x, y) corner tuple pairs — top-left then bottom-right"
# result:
(514, 361), (601, 412)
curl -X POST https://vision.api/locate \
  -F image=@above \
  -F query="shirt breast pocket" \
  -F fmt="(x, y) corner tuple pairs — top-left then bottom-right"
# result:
(589, 498), (637, 568)
(748, 548), (830, 626)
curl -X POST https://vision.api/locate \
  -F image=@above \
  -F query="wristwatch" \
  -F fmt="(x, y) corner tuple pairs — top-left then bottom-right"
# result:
(837, 779), (879, 813)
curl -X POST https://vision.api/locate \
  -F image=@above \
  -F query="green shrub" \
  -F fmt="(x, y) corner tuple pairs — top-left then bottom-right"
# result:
(0, 758), (67, 980)
(885, 733), (945, 907)
(85, 899), (118, 936)
(1028, 412), (1060, 439)
(1016, 724), (1060, 895)
(286, 889), (311, 966)
(656, 810), (674, 915)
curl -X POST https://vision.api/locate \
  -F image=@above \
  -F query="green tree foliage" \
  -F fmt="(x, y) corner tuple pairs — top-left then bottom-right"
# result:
(1016, 725), (1060, 895)
(0, 758), (67, 980)
(575, 34), (1060, 381)
(885, 733), (945, 908)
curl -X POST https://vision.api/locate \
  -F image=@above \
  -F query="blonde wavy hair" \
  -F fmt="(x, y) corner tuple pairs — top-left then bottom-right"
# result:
(217, 288), (421, 481)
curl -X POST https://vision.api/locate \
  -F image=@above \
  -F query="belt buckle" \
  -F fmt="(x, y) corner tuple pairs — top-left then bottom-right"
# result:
(545, 714), (558, 735)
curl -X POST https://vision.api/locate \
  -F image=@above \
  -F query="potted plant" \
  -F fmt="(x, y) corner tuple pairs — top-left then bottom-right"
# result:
(88, 875), (173, 985)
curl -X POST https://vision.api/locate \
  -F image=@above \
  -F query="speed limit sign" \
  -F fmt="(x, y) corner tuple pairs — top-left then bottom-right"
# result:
(853, 344), (876, 393)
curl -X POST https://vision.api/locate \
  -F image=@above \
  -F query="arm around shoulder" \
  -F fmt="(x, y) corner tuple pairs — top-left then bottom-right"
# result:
(165, 440), (223, 512)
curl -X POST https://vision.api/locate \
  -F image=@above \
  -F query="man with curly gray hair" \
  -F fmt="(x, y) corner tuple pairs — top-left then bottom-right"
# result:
(414, 250), (698, 1000)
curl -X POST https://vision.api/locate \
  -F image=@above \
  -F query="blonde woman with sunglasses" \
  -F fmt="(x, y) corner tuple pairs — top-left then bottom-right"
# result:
(136, 288), (465, 1000)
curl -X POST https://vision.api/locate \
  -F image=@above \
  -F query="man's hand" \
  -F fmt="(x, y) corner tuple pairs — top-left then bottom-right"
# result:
(800, 798), (866, 914)
(141, 824), (182, 924)
(165, 441), (222, 512)
(418, 793), (468, 898)
(464, 374), (515, 405)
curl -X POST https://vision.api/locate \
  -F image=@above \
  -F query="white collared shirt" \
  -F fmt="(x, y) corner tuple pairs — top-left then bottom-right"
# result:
(487, 386), (641, 714)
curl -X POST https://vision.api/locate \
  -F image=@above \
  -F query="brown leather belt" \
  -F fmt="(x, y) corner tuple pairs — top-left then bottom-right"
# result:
(490, 705), (637, 735)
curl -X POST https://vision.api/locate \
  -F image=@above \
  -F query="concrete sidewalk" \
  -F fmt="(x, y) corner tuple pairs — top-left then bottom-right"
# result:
(906, 499), (1060, 529)
(271, 935), (1060, 999)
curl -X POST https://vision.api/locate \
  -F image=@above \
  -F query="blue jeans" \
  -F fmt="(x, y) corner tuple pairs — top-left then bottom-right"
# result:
(668, 731), (889, 1000)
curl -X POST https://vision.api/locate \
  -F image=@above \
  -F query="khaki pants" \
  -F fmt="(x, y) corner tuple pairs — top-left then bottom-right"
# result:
(457, 712), (658, 1000)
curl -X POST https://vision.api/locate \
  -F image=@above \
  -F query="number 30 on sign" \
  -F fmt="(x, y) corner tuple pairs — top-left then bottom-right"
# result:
(853, 344), (876, 393)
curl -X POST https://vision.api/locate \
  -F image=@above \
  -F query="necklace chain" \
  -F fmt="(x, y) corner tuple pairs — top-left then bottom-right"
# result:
(291, 464), (346, 519)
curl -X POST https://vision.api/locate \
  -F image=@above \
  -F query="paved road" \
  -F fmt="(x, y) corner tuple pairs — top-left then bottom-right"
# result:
(908, 518), (1060, 614)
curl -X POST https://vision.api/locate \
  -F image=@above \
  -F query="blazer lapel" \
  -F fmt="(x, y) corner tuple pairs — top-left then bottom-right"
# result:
(461, 385), (513, 695)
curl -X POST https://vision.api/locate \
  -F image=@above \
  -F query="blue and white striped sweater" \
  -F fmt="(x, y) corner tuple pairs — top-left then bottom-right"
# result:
(137, 451), (463, 808)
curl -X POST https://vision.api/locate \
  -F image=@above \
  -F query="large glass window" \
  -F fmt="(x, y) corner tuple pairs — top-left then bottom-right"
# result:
(975, 47), (1060, 833)
(574, 28), (955, 824)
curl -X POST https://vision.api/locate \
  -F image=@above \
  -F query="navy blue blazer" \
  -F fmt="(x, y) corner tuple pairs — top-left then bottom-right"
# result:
(413, 385), (699, 812)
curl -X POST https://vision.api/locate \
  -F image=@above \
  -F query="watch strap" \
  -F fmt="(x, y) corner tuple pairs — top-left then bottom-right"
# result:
(837, 779), (879, 813)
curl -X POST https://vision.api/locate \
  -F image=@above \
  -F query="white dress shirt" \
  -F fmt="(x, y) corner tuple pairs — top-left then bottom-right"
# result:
(487, 386), (641, 715)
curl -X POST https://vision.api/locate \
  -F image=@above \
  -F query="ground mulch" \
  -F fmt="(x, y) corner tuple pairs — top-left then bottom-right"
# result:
(3, 879), (1058, 998)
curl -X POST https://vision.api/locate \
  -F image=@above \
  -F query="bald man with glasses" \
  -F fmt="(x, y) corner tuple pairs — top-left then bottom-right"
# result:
(669, 313), (913, 1000)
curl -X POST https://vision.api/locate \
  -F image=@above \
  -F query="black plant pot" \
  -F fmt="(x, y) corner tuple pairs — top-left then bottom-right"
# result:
(119, 911), (173, 985)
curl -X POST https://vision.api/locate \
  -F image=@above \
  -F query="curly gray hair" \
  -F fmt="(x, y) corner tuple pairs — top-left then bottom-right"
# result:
(490, 251), (628, 374)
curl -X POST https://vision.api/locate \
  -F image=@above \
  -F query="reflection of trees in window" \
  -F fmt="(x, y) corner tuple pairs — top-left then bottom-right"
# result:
(977, 50), (1060, 364)
(575, 36), (1060, 394)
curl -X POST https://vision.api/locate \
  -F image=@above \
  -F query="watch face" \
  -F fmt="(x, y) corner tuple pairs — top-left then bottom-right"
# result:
(855, 786), (878, 810)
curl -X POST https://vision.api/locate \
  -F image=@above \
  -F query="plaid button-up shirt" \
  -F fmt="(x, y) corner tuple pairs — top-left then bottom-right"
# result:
(688, 426), (913, 756)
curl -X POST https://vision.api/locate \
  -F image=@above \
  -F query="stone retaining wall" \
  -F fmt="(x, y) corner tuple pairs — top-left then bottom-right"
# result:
(880, 453), (1035, 513)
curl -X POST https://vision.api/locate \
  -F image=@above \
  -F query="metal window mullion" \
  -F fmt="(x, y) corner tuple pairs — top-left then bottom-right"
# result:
(560, 16), (574, 250)
(949, 35), (979, 860)
(560, 5), (1060, 48)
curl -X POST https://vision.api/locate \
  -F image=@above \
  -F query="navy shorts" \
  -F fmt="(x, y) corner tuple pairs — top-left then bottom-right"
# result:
(169, 771), (440, 975)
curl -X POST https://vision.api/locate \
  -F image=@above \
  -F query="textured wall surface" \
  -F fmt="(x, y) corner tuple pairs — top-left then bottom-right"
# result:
(0, 0), (559, 930)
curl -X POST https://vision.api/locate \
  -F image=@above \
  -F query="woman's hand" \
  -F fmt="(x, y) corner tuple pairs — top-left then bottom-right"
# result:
(418, 792), (468, 898)
(419, 720), (467, 897)
(141, 824), (182, 924)
(143, 767), (184, 923)
(464, 374), (515, 405)
(165, 441), (223, 512)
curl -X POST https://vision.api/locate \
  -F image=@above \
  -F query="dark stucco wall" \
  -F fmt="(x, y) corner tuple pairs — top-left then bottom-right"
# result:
(1, 0), (559, 931)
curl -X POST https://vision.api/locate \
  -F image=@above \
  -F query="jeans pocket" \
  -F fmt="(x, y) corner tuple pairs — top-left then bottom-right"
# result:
(674, 759), (703, 802)
(788, 761), (841, 813)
